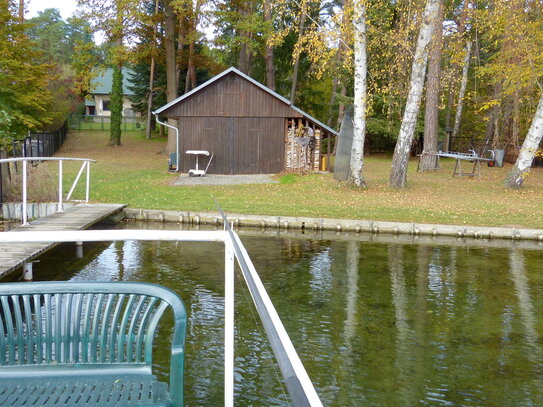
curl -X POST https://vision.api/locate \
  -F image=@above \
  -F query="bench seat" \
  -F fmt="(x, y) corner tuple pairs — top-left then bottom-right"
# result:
(0, 374), (170, 407)
(0, 282), (187, 407)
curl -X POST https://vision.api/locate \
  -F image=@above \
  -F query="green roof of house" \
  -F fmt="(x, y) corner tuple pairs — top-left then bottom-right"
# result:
(90, 67), (135, 96)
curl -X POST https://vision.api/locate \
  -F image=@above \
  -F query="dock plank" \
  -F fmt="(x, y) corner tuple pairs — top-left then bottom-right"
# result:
(0, 204), (125, 279)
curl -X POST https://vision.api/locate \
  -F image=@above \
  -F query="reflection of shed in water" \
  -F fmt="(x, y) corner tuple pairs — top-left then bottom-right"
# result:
(154, 67), (338, 174)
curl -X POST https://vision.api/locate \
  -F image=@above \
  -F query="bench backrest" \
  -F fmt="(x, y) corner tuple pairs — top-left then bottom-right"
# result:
(0, 281), (186, 403)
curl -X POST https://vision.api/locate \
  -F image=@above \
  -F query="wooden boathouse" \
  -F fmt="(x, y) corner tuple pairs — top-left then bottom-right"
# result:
(154, 67), (338, 175)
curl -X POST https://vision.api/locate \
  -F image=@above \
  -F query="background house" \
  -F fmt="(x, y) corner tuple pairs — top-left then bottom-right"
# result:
(85, 68), (136, 117)
(155, 67), (337, 175)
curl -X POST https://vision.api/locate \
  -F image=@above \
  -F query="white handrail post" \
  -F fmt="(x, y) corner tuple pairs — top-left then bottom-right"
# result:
(85, 161), (90, 202)
(22, 159), (28, 225)
(58, 160), (63, 212)
(224, 237), (235, 407)
(66, 161), (87, 202)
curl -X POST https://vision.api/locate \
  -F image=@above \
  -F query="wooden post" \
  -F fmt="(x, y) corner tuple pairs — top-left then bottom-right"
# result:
(326, 131), (331, 172)
(284, 119), (289, 169)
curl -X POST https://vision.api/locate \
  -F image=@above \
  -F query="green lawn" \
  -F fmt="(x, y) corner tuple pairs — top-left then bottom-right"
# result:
(52, 130), (543, 229)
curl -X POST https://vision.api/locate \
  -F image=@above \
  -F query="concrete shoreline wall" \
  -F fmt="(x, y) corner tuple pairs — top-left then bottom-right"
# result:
(1, 203), (75, 222)
(3, 204), (542, 244)
(122, 208), (543, 242)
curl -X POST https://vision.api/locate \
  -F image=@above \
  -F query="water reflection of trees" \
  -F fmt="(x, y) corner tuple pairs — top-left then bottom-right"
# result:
(19, 224), (543, 406)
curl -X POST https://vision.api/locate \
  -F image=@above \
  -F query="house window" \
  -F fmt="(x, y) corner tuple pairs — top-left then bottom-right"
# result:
(103, 100), (111, 111)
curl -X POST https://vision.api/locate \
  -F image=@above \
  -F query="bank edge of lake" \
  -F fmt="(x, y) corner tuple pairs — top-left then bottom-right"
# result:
(122, 207), (543, 243)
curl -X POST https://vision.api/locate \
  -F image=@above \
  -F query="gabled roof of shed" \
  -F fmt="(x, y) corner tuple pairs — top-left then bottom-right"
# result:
(153, 67), (338, 136)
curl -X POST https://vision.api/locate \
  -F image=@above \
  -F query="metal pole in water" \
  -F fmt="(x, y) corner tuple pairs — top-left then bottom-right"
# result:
(224, 237), (235, 407)
(23, 262), (33, 281)
(76, 241), (83, 258)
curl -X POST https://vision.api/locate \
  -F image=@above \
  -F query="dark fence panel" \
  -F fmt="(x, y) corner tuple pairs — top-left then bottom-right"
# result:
(0, 122), (67, 208)
(68, 115), (146, 131)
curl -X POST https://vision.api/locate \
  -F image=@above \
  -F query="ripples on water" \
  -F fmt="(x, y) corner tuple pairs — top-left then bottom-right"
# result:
(5, 222), (543, 406)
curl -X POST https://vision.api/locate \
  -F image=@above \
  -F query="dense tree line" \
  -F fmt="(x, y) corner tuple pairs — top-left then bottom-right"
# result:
(2, 0), (542, 187)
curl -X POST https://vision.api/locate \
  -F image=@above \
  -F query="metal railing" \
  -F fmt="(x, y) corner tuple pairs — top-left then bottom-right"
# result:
(0, 157), (96, 225)
(0, 229), (323, 407)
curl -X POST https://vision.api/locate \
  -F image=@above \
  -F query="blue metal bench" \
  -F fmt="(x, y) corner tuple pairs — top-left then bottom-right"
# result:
(0, 281), (186, 407)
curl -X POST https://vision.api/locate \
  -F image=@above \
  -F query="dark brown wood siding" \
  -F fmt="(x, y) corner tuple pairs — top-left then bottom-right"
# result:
(162, 73), (301, 119)
(179, 117), (284, 174)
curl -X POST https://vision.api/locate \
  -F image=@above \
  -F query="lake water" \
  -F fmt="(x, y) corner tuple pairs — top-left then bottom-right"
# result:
(4, 221), (543, 406)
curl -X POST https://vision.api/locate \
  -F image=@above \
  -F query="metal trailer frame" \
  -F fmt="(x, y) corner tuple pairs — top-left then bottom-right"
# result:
(418, 149), (496, 179)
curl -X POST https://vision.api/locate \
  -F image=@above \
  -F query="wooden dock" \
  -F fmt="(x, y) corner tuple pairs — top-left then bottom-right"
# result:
(0, 203), (125, 279)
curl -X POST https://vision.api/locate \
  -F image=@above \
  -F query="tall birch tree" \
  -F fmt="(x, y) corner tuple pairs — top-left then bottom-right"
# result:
(420, 0), (444, 171)
(450, 41), (472, 142)
(504, 91), (543, 189)
(349, 0), (367, 188)
(390, 0), (441, 188)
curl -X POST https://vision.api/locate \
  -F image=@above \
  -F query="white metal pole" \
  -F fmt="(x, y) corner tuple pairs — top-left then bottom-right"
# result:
(85, 161), (90, 202)
(22, 159), (27, 225)
(58, 160), (63, 212)
(224, 238), (235, 407)
(23, 262), (33, 281)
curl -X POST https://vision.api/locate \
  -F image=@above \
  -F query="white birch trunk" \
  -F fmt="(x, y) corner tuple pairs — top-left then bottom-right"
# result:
(349, 0), (367, 188)
(504, 90), (543, 188)
(390, 0), (440, 188)
(451, 41), (472, 142)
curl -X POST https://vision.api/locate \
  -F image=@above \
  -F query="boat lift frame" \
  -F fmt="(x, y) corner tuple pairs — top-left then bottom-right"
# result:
(418, 149), (496, 179)
(0, 229), (323, 407)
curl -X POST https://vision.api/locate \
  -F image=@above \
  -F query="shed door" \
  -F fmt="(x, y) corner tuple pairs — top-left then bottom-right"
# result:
(180, 117), (284, 174)
(233, 118), (284, 174)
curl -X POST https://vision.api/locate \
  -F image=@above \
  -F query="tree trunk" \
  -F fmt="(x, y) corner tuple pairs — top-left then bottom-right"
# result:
(263, 0), (275, 91)
(176, 17), (186, 92)
(443, 0), (470, 152)
(238, 39), (250, 74)
(327, 74), (338, 127)
(145, 0), (160, 140)
(19, 0), (24, 21)
(504, 91), (543, 189)
(164, 0), (178, 155)
(185, 37), (197, 92)
(146, 56), (156, 140)
(420, 1), (444, 171)
(491, 82), (502, 149)
(290, 7), (307, 103)
(390, 0), (441, 188)
(443, 90), (454, 152)
(237, 0), (253, 75)
(512, 91), (520, 148)
(451, 41), (472, 142)
(349, 0), (367, 188)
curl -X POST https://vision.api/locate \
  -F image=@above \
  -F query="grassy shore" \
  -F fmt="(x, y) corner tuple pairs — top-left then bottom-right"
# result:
(53, 130), (543, 229)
